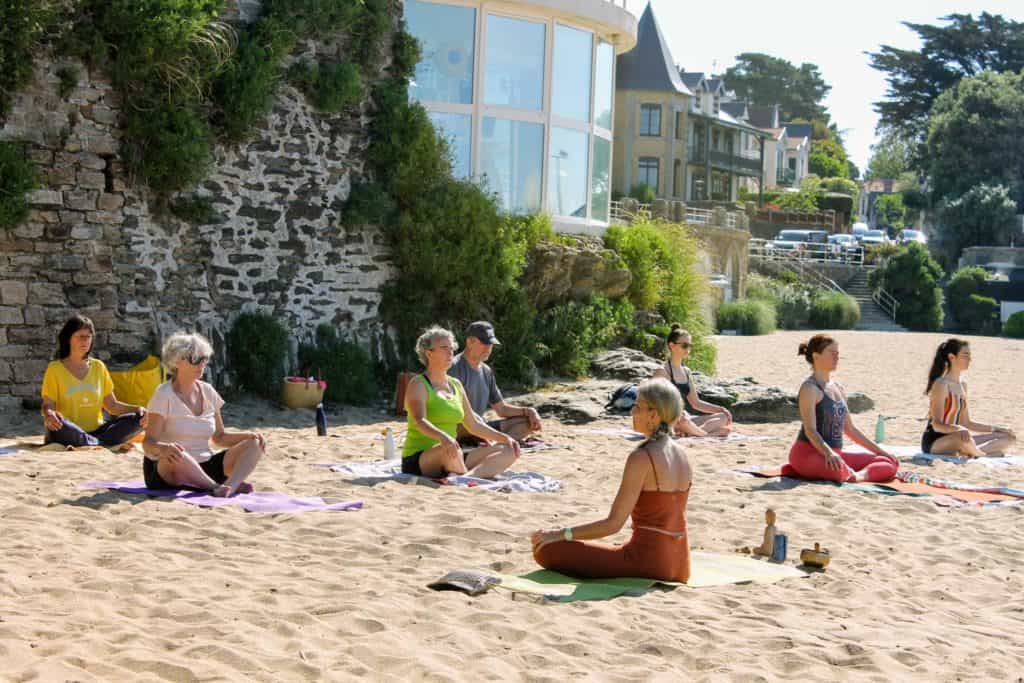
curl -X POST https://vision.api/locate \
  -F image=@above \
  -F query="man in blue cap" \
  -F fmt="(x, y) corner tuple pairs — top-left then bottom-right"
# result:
(449, 321), (543, 443)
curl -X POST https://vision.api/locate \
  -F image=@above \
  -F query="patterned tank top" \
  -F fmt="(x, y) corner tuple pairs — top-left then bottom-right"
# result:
(797, 379), (848, 449)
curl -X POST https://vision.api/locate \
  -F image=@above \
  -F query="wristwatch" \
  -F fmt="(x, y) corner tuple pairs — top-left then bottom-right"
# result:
(562, 527), (574, 542)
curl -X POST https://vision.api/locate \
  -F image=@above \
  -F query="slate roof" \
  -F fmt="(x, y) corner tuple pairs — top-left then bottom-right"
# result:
(679, 71), (705, 91)
(747, 104), (779, 129)
(616, 4), (693, 95)
(721, 101), (748, 119)
(783, 123), (813, 141)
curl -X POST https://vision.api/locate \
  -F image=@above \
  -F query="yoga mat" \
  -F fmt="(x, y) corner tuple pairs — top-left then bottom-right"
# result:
(76, 480), (364, 513)
(319, 460), (562, 493)
(493, 552), (806, 602)
(734, 466), (1024, 506)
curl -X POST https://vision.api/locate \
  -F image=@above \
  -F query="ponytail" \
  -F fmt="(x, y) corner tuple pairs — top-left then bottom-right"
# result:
(798, 334), (835, 365)
(926, 338), (968, 394)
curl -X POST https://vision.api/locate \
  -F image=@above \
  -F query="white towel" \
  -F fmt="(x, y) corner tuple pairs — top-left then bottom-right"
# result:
(319, 460), (563, 493)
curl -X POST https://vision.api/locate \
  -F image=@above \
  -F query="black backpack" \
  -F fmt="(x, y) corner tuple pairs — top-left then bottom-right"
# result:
(606, 383), (638, 411)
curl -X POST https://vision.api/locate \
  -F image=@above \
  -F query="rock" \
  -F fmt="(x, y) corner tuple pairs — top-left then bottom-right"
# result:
(521, 239), (631, 308)
(512, 380), (620, 424)
(591, 347), (662, 383)
(846, 392), (874, 413)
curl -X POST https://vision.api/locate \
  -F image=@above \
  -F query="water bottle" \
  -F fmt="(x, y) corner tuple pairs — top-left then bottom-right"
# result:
(383, 427), (397, 461)
(771, 533), (788, 563)
(874, 415), (886, 443)
(315, 402), (327, 437)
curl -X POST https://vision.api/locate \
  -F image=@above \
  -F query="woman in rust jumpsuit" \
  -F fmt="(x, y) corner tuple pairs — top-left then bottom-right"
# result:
(531, 378), (692, 583)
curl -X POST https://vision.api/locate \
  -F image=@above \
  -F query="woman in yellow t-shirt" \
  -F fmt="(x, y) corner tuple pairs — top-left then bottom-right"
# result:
(41, 314), (147, 448)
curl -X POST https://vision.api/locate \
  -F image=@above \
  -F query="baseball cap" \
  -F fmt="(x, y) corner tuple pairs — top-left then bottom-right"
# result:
(466, 321), (500, 345)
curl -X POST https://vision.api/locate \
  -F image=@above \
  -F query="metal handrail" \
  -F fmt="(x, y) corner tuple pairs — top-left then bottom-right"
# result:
(872, 287), (900, 320)
(610, 199), (746, 231)
(748, 239), (864, 266)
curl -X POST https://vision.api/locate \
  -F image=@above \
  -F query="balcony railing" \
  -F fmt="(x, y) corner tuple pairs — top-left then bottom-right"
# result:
(687, 145), (762, 175)
(610, 198), (746, 231)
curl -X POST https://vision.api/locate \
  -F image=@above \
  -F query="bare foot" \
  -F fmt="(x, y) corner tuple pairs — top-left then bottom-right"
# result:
(212, 484), (231, 497)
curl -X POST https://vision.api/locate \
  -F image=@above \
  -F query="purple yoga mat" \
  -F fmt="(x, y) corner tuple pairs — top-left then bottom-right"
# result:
(77, 480), (363, 513)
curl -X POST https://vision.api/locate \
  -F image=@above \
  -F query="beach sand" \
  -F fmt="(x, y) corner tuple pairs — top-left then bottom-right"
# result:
(1, 330), (1022, 681)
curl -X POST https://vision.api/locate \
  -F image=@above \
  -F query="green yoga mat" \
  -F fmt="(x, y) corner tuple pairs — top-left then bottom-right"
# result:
(495, 552), (807, 602)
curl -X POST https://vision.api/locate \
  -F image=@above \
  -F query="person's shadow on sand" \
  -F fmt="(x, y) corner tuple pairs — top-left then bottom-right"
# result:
(60, 490), (162, 509)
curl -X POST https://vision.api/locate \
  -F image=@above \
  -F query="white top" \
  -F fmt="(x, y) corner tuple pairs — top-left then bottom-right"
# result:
(147, 381), (225, 462)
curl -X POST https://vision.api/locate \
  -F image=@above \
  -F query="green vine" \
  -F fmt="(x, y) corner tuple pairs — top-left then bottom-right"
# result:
(0, 142), (38, 228)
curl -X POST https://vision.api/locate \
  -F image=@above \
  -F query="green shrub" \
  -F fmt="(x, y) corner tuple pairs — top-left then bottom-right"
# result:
(717, 300), (776, 335)
(227, 312), (289, 398)
(960, 294), (1001, 335)
(56, 65), (80, 98)
(123, 104), (213, 194)
(211, 19), (294, 143)
(809, 291), (860, 329)
(946, 266), (989, 329)
(0, 142), (37, 228)
(629, 183), (656, 204)
(743, 273), (811, 329)
(776, 191), (818, 211)
(297, 325), (376, 405)
(0, 3), (55, 118)
(292, 60), (362, 112)
(534, 296), (634, 378)
(1004, 311), (1024, 338)
(168, 196), (217, 224)
(868, 243), (944, 331)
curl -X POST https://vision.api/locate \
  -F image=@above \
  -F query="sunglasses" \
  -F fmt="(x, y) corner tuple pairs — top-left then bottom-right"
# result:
(675, 342), (692, 349)
(187, 354), (211, 365)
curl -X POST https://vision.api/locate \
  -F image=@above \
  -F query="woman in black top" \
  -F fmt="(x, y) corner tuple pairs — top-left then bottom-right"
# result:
(652, 325), (732, 436)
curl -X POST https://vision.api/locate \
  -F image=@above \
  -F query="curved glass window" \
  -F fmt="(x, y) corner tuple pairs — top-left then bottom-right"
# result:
(484, 15), (545, 110)
(480, 118), (544, 213)
(591, 137), (611, 222)
(406, 1), (476, 104)
(428, 112), (472, 179)
(552, 24), (593, 122)
(548, 127), (589, 218)
(594, 42), (614, 130)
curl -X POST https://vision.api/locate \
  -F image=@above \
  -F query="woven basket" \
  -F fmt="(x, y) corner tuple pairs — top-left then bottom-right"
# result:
(280, 378), (325, 409)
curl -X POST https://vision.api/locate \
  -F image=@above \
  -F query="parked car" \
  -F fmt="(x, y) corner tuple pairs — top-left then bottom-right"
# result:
(768, 229), (829, 258)
(900, 229), (927, 245)
(860, 229), (889, 246)
(851, 222), (869, 242)
(828, 233), (860, 261)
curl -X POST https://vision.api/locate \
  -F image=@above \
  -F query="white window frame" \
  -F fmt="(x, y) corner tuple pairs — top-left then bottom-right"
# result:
(406, 0), (617, 233)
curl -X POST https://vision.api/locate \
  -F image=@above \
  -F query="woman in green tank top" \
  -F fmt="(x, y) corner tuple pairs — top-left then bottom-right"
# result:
(402, 326), (521, 478)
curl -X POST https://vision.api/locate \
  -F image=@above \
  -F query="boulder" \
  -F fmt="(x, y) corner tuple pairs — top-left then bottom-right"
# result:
(590, 347), (662, 383)
(521, 239), (631, 308)
(513, 381), (619, 424)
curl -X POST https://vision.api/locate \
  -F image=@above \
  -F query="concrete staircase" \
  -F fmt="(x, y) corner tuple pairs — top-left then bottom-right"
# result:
(844, 270), (908, 332)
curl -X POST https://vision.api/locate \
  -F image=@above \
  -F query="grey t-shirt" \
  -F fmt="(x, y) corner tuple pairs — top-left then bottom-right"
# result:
(449, 354), (503, 416)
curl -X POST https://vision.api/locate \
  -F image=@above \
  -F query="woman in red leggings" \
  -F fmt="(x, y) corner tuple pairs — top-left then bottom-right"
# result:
(784, 334), (898, 483)
(530, 378), (692, 583)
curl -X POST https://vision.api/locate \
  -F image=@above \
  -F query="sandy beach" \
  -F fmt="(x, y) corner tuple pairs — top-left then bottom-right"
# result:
(1, 330), (1022, 682)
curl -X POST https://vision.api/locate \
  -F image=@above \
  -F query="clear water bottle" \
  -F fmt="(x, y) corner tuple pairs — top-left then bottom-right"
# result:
(383, 427), (397, 460)
(874, 415), (886, 443)
(316, 403), (327, 437)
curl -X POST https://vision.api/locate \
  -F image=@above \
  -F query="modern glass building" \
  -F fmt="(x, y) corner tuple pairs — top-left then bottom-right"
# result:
(404, 0), (637, 234)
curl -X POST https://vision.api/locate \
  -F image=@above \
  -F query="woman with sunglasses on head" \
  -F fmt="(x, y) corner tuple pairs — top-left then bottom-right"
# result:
(921, 338), (1016, 457)
(41, 314), (147, 448)
(652, 324), (732, 437)
(142, 332), (265, 497)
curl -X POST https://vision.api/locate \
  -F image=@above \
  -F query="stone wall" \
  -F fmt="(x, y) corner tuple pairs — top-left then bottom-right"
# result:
(0, 10), (396, 402)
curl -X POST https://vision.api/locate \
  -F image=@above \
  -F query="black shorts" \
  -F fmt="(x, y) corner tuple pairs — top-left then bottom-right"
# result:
(143, 451), (228, 490)
(921, 426), (942, 454)
(401, 450), (467, 477)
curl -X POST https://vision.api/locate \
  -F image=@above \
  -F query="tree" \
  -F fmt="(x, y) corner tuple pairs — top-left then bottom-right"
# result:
(936, 184), (1019, 265)
(924, 70), (1024, 208)
(868, 243), (944, 331)
(865, 128), (912, 180)
(809, 152), (845, 179)
(868, 13), (1024, 141)
(873, 194), (906, 231)
(723, 53), (831, 122)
